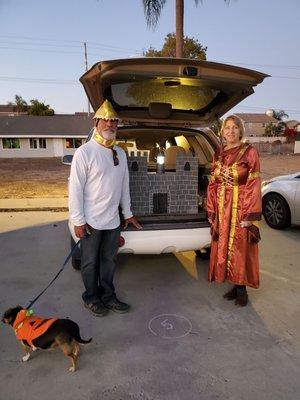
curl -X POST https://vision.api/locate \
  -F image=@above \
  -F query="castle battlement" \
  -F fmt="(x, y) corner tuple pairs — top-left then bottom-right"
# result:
(127, 153), (198, 215)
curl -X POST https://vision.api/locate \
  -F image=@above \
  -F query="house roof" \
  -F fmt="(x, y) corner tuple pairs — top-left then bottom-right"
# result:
(0, 114), (94, 137)
(0, 104), (28, 115)
(234, 113), (278, 123)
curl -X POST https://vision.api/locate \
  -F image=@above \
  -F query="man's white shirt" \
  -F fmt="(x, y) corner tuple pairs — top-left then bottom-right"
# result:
(68, 139), (132, 230)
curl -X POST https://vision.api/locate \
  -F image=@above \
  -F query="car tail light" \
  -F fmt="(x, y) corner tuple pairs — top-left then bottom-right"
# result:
(119, 236), (125, 247)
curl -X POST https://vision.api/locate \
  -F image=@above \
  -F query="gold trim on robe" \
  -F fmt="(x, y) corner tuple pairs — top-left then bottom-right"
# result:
(207, 144), (262, 289)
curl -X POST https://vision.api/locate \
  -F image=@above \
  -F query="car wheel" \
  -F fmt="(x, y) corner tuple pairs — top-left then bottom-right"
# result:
(263, 193), (291, 230)
(70, 236), (81, 270)
(195, 248), (211, 259)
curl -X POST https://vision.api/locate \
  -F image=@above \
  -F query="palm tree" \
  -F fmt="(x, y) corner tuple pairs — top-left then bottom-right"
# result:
(272, 110), (289, 121)
(142, 0), (230, 58)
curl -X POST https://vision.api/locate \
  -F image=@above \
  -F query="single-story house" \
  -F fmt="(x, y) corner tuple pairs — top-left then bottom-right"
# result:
(0, 114), (94, 158)
(0, 104), (28, 116)
(234, 113), (278, 137)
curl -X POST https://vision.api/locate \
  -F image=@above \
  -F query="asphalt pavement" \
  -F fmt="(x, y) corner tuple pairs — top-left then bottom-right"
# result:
(0, 211), (299, 400)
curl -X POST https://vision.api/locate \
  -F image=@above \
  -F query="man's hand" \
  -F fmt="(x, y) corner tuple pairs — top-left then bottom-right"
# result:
(123, 216), (142, 230)
(74, 224), (90, 238)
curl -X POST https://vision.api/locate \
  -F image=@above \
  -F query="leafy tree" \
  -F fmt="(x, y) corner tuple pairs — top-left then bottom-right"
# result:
(144, 33), (207, 60)
(265, 109), (289, 137)
(8, 95), (55, 115)
(265, 122), (285, 137)
(7, 95), (28, 114)
(142, 0), (230, 58)
(28, 99), (55, 116)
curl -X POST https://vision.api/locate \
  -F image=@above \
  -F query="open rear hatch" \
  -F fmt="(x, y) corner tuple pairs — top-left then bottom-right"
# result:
(80, 57), (268, 127)
(80, 58), (268, 230)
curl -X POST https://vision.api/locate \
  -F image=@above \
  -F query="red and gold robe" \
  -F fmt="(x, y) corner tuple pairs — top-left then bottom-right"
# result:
(206, 144), (262, 288)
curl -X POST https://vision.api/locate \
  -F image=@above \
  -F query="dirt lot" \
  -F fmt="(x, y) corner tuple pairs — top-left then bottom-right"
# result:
(0, 155), (299, 198)
(0, 158), (70, 198)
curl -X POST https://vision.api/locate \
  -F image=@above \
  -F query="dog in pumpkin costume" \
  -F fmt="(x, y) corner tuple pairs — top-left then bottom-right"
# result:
(2, 306), (92, 372)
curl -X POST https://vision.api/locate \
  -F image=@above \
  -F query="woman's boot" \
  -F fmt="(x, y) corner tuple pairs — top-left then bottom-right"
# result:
(223, 286), (237, 300)
(234, 285), (248, 307)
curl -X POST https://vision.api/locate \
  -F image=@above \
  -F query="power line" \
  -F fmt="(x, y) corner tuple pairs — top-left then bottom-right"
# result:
(1, 50), (300, 79)
(235, 106), (300, 114)
(0, 45), (137, 56)
(0, 46), (85, 55)
(0, 41), (82, 49)
(0, 41), (140, 55)
(1, 35), (300, 69)
(270, 75), (300, 80)
(0, 35), (141, 53)
(0, 76), (78, 85)
(218, 60), (300, 70)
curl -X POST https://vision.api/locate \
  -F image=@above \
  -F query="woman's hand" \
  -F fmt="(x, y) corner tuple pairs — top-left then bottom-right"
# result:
(240, 221), (252, 228)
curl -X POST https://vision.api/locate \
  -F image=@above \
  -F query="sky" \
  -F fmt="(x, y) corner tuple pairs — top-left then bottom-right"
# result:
(0, 0), (299, 120)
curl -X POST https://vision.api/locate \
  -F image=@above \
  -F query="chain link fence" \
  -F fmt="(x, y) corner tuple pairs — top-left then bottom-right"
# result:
(251, 141), (295, 155)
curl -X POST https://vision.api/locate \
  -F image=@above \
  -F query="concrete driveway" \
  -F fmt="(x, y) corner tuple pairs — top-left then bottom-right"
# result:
(0, 212), (299, 400)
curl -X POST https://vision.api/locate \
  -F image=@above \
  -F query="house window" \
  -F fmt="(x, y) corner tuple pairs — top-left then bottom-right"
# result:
(65, 138), (83, 149)
(39, 138), (47, 149)
(30, 138), (38, 149)
(2, 138), (20, 149)
(29, 138), (47, 149)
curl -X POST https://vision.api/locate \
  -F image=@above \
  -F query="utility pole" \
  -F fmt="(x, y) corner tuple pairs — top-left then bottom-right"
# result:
(84, 42), (91, 116)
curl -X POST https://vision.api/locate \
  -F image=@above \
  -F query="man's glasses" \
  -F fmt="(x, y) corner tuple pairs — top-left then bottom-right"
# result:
(112, 149), (119, 166)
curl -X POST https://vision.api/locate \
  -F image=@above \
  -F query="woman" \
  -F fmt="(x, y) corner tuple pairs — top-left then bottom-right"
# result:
(207, 115), (262, 306)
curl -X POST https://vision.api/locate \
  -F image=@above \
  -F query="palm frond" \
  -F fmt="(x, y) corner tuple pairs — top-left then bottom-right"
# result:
(142, 0), (167, 29)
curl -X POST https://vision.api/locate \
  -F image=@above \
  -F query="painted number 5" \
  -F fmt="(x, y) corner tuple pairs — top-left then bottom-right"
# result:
(161, 319), (173, 330)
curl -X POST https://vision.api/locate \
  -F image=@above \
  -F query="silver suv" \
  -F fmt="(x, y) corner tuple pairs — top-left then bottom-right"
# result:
(67, 57), (267, 267)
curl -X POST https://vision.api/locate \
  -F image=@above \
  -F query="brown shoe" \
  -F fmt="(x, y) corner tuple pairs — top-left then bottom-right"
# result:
(83, 301), (109, 317)
(223, 287), (237, 300)
(235, 291), (248, 307)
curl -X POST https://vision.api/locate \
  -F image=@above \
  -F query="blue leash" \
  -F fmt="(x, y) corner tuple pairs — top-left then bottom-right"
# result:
(26, 239), (81, 310)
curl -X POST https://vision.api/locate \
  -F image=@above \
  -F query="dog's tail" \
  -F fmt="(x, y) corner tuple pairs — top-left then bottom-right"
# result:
(74, 326), (92, 344)
(76, 336), (92, 344)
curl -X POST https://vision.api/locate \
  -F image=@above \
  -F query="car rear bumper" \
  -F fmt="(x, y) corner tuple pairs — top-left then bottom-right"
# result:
(69, 222), (211, 255)
(119, 227), (211, 254)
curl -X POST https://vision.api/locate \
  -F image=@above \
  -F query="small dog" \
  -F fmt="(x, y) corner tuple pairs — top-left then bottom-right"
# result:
(2, 305), (92, 372)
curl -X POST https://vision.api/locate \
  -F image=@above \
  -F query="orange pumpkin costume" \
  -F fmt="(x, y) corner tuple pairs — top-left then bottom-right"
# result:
(207, 144), (262, 288)
(13, 310), (58, 347)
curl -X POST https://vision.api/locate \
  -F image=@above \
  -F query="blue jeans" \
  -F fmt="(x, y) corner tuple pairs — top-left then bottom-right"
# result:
(80, 225), (121, 305)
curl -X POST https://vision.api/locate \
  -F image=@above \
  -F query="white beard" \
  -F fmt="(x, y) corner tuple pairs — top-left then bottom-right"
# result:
(101, 128), (117, 140)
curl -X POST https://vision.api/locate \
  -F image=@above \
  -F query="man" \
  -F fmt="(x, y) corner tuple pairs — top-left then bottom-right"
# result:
(69, 100), (141, 317)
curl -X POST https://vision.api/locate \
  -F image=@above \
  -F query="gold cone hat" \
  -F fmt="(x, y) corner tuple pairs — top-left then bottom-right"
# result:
(93, 100), (119, 120)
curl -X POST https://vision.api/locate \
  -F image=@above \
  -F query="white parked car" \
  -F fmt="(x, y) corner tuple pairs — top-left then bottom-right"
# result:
(65, 57), (267, 268)
(262, 172), (300, 229)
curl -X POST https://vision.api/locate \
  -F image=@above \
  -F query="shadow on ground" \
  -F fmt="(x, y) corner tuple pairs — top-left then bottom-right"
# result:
(0, 217), (299, 400)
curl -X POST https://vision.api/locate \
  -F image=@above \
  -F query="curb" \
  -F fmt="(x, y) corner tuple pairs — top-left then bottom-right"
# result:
(0, 198), (68, 212)
(0, 207), (68, 212)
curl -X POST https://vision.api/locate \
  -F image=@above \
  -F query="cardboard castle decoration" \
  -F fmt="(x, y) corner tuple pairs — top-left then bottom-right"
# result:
(128, 153), (198, 215)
